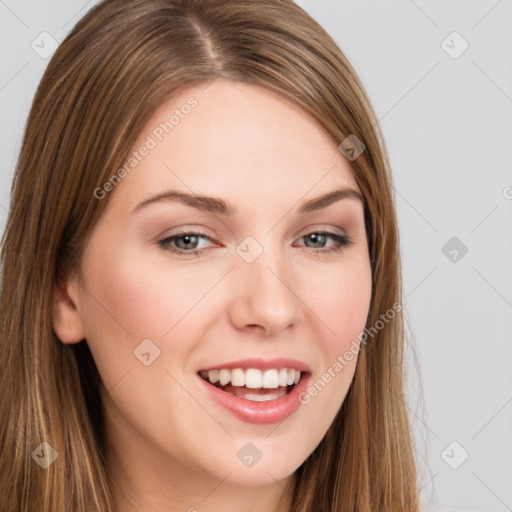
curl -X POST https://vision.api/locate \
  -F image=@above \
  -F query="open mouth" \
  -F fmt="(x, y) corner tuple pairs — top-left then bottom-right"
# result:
(198, 367), (305, 402)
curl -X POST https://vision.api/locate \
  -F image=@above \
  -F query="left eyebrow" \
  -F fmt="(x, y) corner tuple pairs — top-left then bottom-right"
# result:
(132, 187), (364, 216)
(297, 188), (364, 214)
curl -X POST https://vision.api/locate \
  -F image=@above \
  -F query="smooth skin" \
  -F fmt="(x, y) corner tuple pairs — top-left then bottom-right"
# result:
(52, 79), (372, 512)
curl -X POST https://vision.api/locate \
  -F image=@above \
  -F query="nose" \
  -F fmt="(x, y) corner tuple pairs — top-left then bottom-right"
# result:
(228, 243), (301, 336)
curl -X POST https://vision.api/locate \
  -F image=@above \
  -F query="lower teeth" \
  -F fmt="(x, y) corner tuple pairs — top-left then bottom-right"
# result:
(209, 380), (293, 402)
(229, 386), (289, 402)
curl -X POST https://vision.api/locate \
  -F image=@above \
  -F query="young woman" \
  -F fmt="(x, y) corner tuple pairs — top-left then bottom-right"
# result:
(0, 0), (421, 510)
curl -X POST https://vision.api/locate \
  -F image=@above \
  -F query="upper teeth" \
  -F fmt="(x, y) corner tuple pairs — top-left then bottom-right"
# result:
(200, 368), (301, 388)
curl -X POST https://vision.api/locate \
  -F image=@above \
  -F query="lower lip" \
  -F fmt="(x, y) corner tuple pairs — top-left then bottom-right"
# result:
(197, 372), (311, 425)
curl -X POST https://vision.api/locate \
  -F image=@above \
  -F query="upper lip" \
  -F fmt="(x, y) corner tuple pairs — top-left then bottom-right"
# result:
(198, 357), (311, 373)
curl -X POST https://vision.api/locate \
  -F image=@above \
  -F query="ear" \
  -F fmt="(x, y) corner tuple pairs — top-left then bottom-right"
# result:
(52, 273), (86, 344)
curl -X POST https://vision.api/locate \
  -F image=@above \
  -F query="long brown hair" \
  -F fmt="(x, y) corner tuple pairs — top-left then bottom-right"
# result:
(0, 0), (421, 510)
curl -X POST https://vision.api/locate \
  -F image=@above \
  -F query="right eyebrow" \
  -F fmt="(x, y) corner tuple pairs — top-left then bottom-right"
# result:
(133, 190), (237, 216)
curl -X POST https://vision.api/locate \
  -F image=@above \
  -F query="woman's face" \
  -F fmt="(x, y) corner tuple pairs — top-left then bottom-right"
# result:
(56, 79), (372, 495)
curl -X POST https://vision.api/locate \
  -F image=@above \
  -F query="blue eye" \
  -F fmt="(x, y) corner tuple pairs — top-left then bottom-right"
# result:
(158, 232), (211, 257)
(158, 230), (354, 257)
(297, 232), (353, 253)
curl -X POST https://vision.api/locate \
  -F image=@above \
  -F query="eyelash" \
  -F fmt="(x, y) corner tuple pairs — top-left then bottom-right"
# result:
(157, 229), (354, 257)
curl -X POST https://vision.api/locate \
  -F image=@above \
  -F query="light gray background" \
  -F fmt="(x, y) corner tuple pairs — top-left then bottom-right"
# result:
(1, 1), (511, 510)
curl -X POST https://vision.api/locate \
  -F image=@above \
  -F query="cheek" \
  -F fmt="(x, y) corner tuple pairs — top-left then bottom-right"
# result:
(82, 244), (212, 341)
(293, 257), (372, 451)
(77, 240), (207, 390)
(305, 255), (372, 354)
(78, 238), (232, 389)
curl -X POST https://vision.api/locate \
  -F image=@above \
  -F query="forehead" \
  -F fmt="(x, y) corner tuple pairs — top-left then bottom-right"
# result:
(108, 79), (360, 211)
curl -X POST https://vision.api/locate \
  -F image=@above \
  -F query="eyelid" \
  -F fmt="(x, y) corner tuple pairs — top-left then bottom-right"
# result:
(157, 224), (354, 258)
(298, 224), (348, 236)
(158, 223), (350, 243)
(157, 225), (219, 241)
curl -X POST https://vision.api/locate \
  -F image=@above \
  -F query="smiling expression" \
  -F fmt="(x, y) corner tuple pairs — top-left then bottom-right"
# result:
(56, 78), (373, 489)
